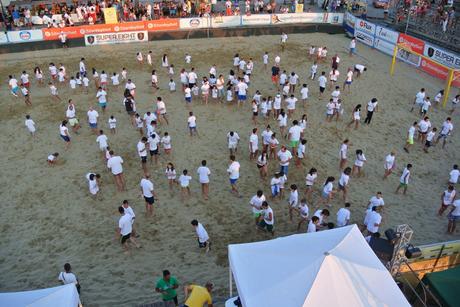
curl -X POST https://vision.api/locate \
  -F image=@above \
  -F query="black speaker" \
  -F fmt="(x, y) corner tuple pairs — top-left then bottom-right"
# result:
(405, 246), (422, 259)
(385, 228), (398, 242)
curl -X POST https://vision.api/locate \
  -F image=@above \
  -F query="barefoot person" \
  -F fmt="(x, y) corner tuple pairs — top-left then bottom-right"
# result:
(227, 155), (240, 196)
(383, 152), (396, 179)
(191, 219), (211, 252)
(258, 201), (275, 236)
(140, 174), (156, 217)
(395, 164), (412, 195)
(447, 199), (460, 234)
(107, 150), (125, 192)
(117, 206), (140, 252)
(197, 160), (211, 200)
(250, 190), (266, 225)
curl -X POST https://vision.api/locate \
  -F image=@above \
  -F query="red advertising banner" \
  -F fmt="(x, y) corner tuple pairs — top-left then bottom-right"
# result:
(420, 58), (460, 88)
(42, 19), (179, 40)
(397, 33), (424, 55)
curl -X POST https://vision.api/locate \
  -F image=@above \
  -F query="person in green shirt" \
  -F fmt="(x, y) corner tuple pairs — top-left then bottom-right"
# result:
(155, 270), (179, 306)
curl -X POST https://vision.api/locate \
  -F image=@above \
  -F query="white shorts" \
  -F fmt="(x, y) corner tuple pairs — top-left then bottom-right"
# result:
(228, 143), (237, 149)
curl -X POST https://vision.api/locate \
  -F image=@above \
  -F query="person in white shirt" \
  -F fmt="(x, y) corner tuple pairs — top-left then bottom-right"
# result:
(436, 117), (453, 149)
(87, 106), (99, 134)
(296, 139), (307, 168)
(258, 202), (274, 236)
(179, 169), (192, 199)
(449, 164), (460, 184)
(289, 72), (299, 93)
(349, 37), (356, 56)
(367, 192), (385, 210)
(338, 167), (351, 201)
(439, 185), (456, 216)
(140, 174), (156, 217)
(337, 203), (351, 227)
(227, 155), (240, 196)
(295, 198), (309, 230)
(86, 173), (100, 197)
(307, 216), (320, 233)
(250, 190), (266, 225)
(288, 184), (299, 222)
(118, 206), (140, 251)
(188, 68), (198, 87)
(352, 149), (367, 177)
(411, 88), (426, 113)
(137, 137), (149, 175)
(364, 98), (378, 125)
(156, 97), (169, 125)
(49, 82), (61, 101)
(191, 219), (211, 252)
(58, 263), (80, 292)
(288, 120), (303, 153)
(277, 145), (293, 176)
(96, 129), (109, 159)
(197, 160), (211, 200)
(383, 152), (396, 179)
(354, 64), (367, 77)
(395, 164), (412, 195)
(24, 115), (36, 136)
(47, 152), (59, 166)
(366, 206), (382, 235)
(249, 128), (259, 160)
(107, 150), (125, 191)
(161, 132), (172, 155)
(300, 84), (309, 105)
(318, 71), (327, 97)
(59, 120), (71, 150)
(280, 32), (288, 51)
(417, 116), (432, 144)
(403, 121), (418, 153)
(343, 68), (354, 93)
(227, 131), (240, 155)
(339, 139), (349, 170)
(447, 199), (460, 234)
(236, 79), (248, 107)
(188, 111), (198, 137)
(263, 52), (269, 70)
(423, 127), (437, 153)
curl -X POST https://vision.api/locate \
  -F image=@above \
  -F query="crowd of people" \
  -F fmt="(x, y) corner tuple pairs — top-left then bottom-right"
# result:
(8, 32), (460, 306)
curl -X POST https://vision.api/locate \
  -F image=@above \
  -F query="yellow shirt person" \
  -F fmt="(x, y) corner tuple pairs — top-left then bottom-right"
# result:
(184, 284), (213, 307)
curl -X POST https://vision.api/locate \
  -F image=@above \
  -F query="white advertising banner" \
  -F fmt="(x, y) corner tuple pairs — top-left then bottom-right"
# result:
(270, 13), (325, 24)
(211, 15), (241, 28)
(423, 43), (460, 69)
(241, 14), (271, 26)
(355, 29), (374, 47)
(7, 30), (44, 43)
(375, 26), (399, 44)
(0, 31), (8, 44)
(374, 38), (396, 56)
(355, 18), (376, 36)
(179, 17), (210, 29)
(397, 48), (421, 67)
(84, 30), (148, 46)
(326, 13), (344, 24)
(344, 11), (356, 27)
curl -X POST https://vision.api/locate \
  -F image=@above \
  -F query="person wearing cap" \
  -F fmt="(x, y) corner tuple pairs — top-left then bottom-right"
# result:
(183, 282), (213, 307)
(155, 269), (179, 306)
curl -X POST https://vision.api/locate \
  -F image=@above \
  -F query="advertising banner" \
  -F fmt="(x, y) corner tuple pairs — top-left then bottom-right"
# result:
(0, 31), (9, 44)
(420, 58), (460, 88)
(326, 13), (344, 24)
(355, 29), (374, 47)
(84, 30), (148, 46)
(423, 43), (460, 69)
(397, 47), (421, 67)
(7, 29), (44, 43)
(211, 15), (241, 28)
(180, 17), (210, 29)
(373, 38), (396, 56)
(241, 14), (271, 26)
(397, 33), (424, 55)
(355, 18), (376, 36)
(343, 11), (356, 35)
(295, 4), (304, 13)
(375, 26), (399, 44)
(145, 19), (180, 32)
(271, 13), (325, 24)
(103, 7), (118, 24)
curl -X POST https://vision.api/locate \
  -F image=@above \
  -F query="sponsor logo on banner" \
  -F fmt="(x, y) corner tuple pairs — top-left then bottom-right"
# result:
(397, 48), (421, 67)
(355, 29), (374, 46)
(420, 58), (460, 87)
(373, 38), (396, 56)
(145, 19), (180, 31)
(375, 26), (398, 44)
(345, 11), (356, 27)
(326, 13), (344, 24)
(84, 30), (148, 46)
(0, 31), (8, 44)
(423, 43), (460, 69)
(7, 29), (44, 43)
(271, 13), (325, 24)
(179, 17), (209, 29)
(397, 33), (424, 55)
(211, 15), (240, 28)
(241, 14), (271, 26)
(355, 18), (375, 36)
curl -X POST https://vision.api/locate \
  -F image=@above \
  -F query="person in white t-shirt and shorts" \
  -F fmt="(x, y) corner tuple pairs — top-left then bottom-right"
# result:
(140, 174), (157, 217)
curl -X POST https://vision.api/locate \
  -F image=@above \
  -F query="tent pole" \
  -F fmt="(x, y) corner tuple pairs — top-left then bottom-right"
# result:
(229, 266), (233, 297)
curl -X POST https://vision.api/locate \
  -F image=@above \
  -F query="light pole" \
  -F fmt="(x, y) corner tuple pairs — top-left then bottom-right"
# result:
(405, 5), (416, 34)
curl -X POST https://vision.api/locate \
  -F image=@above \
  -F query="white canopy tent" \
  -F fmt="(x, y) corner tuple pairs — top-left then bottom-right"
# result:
(0, 284), (81, 307)
(228, 225), (410, 307)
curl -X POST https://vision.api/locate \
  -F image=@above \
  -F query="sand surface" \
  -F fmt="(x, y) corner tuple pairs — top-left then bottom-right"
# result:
(0, 33), (459, 306)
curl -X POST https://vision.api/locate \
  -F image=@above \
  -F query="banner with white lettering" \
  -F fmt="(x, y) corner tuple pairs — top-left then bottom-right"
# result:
(84, 31), (148, 46)
(423, 43), (460, 69)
